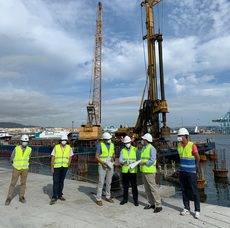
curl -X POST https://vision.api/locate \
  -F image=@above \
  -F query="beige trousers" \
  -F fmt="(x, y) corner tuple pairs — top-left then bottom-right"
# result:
(143, 173), (162, 207)
(7, 168), (28, 199)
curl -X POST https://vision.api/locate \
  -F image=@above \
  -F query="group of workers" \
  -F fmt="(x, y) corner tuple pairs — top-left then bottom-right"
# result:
(4, 127), (201, 219)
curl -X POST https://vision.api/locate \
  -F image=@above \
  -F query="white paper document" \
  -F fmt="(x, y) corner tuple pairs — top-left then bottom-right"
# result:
(129, 160), (141, 169)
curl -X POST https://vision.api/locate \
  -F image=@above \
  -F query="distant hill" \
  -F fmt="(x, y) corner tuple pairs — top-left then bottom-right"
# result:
(0, 122), (36, 128)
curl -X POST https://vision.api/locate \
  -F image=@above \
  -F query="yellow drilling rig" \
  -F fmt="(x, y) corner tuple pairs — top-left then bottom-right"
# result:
(116, 0), (170, 144)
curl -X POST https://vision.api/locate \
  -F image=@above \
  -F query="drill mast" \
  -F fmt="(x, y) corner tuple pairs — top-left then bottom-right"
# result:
(135, 0), (169, 138)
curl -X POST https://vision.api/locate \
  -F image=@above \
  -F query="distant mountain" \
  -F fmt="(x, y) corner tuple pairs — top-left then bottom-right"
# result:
(0, 122), (36, 128)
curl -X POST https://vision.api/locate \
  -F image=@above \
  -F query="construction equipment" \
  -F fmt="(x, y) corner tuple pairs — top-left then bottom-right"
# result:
(87, 1), (102, 126)
(79, 2), (103, 140)
(134, 0), (170, 139)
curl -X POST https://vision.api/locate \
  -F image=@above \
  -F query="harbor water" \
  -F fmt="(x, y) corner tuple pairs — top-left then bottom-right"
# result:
(0, 134), (229, 207)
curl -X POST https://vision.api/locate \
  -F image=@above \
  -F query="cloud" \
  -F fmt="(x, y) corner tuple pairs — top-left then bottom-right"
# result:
(0, 0), (229, 128)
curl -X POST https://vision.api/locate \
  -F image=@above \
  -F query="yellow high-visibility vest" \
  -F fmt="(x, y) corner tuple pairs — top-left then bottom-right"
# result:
(99, 142), (114, 164)
(178, 141), (196, 173)
(140, 144), (156, 174)
(121, 146), (137, 173)
(13, 145), (32, 170)
(53, 144), (71, 168)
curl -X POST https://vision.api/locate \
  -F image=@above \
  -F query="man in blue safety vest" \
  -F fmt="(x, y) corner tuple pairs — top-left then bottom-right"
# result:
(177, 128), (201, 219)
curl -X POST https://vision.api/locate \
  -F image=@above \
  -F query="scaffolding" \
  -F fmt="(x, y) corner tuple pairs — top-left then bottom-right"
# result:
(212, 112), (230, 134)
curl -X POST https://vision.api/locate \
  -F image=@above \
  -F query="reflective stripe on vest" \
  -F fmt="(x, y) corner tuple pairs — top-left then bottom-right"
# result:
(177, 141), (196, 173)
(13, 146), (32, 170)
(99, 142), (114, 163)
(140, 144), (156, 173)
(121, 146), (137, 173)
(54, 144), (71, 168)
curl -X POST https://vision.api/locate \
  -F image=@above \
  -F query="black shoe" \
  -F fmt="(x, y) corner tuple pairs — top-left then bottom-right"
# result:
(19, 196), (26, 203)
(154, 207), (162, 213)
(5, 198), (11, 206)
(50, 198), (57, 205)
(134, 202), (139, 206)
(120, 200), (128, 205)
(144, 204), (155, 209)
(58, 196), (66, 201)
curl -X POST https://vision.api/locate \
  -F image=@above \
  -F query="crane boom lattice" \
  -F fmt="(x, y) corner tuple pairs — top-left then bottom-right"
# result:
(87, 2), (103, 126)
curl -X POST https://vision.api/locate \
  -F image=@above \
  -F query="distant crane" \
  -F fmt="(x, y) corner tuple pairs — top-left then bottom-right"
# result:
(79, 2), (102, 140)
(87, 2), (103, 126)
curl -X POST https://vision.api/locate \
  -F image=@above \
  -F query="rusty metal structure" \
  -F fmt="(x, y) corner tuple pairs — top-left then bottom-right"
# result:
(87, 2), (103, 126)
(135, 0), (170, 139)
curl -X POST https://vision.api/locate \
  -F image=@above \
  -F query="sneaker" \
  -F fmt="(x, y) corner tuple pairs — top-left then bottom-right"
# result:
(96, 200), (103, 206)
(105, 198), (114, 203)
(58, 196), (66, 201)
(154, 207), (162, 213)
(180, 209), (190, 216)
(19, 197), (26, 203)
(120, 200), (127, 205)
(49, 198), (57, 205)
(144, 204), (155, 210)
(194, 211), (200, 219)
(5, 198), (11, 206)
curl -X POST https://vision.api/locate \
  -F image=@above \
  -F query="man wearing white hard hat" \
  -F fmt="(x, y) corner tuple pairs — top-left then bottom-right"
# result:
(139, 133), (162, 213)
(95, 132), (115, 206)
(177, 128), (201, 219)
(119, 135), (139, 206)
(5, 135), (32, 205)
(50, 134), (73, 205)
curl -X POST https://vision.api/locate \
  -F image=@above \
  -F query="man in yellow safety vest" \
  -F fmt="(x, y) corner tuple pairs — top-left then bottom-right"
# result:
(119, 136), (139, 206)
(50, 134), (73, 205)
(5, 135), (32, 205)
(95, 132), (115, 206)
(140, 133), (162, 213)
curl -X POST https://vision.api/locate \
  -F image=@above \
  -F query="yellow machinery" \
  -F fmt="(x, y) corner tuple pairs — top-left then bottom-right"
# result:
(79, 2), (103, 140)
(134, 0), (170, 139)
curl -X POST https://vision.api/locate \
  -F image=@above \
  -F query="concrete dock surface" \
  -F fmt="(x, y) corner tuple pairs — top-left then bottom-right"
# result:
(0, 168), (230, 228)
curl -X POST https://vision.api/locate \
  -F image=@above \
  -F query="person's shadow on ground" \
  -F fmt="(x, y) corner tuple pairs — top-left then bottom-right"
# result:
(43, 184), (53, 199)
(78, 185), (97, 203)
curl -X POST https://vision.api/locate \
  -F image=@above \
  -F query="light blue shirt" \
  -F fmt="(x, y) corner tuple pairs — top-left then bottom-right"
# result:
(138, 144), (156, 166)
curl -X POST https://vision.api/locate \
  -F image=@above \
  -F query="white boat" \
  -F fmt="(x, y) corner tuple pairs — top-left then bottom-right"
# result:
(194, 126), (199, 134)
(0, 131), (12, 139)
(35, 130), (69, 139)
(103, 126), (118, 134)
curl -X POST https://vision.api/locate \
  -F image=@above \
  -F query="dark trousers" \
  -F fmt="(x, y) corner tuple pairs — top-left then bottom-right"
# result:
(179, 171), (200, 212)
(52, 167), (68, 199)
(122, 173), (138, 203)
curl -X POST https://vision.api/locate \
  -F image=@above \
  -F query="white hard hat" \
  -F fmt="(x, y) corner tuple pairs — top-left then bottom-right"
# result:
(21, 135), (29, 142)
(142, 133), (153, 143)
(178, 128), (189, 136)
(123, 136), (131, 144)
(61, 134), (68, 141)
(102, 132), (112, 140)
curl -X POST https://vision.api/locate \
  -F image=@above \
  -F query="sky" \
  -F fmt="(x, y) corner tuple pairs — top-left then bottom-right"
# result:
(0, 0), (229, 128)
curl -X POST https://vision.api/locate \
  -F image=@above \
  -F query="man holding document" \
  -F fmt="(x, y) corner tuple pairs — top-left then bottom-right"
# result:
(95, 132), (115, 206)
(119, 136), (139, 206)
(140, 133), (162, 213)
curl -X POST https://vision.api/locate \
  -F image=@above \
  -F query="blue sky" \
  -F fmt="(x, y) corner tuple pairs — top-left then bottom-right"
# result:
(0, 0), (229, 128)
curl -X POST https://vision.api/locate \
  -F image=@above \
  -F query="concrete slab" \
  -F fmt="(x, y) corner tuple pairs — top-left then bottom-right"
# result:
(0, 168), (229, 228)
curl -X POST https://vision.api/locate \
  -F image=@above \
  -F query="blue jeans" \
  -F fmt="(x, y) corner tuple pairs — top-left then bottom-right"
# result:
(179, 171), (200, 212)
(52, 167), (68, 199)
